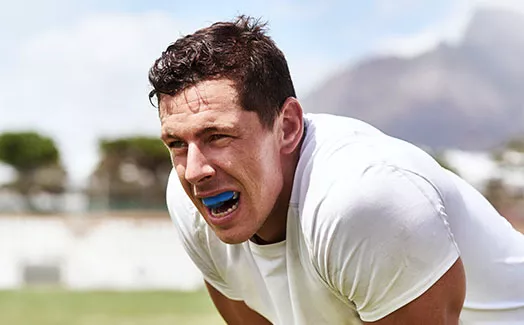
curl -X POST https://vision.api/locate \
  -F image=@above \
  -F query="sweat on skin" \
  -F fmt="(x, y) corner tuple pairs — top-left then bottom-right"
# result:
(159, 79), (303, 245)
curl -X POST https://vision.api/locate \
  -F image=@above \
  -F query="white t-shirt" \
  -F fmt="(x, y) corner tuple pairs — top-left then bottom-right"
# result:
(167, 113), (524, 324)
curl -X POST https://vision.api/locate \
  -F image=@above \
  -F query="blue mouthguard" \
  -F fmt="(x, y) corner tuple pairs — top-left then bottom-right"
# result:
(202, 191), (235, 209)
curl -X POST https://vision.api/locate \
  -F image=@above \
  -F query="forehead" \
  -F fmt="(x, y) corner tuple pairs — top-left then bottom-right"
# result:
(159, 79), (240, 118)
(159, 79), (251, 137)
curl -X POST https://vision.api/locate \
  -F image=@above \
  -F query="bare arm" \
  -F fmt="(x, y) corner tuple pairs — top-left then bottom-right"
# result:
(205, 281), (272, 325)
(364, 258), (466, 325)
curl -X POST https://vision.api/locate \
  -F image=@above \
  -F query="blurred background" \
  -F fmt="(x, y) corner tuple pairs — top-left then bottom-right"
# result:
(1, 0), (523, 324)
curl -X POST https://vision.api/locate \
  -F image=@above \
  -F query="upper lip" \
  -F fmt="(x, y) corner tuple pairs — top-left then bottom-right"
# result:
(194, 189), (238, 199)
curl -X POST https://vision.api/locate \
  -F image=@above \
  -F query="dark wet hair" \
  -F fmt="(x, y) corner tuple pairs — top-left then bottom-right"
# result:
(148, 15), (296, 128)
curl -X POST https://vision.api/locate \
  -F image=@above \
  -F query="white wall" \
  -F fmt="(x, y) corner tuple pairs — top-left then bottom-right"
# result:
(0, 216), (204, 290)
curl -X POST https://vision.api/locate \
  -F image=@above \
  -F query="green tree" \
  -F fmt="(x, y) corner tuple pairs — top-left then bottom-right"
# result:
(89, 136), (171, 210)
(0, 131), (66, 211)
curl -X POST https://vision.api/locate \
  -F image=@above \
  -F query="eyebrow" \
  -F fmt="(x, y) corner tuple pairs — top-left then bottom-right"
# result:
(161, 124), (236, 140)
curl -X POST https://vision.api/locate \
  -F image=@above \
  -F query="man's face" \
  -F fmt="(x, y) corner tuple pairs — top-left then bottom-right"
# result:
(159, 79), (285, 244)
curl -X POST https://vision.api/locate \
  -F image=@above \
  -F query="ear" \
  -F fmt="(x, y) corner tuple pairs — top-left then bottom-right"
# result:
(278, 97), (304, 155)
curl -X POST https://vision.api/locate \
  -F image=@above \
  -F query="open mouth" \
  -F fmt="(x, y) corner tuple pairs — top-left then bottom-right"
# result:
(201, 191), (240, 218)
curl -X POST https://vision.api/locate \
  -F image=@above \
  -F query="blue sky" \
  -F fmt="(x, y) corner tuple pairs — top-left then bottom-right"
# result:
(0, 0), (522, 185)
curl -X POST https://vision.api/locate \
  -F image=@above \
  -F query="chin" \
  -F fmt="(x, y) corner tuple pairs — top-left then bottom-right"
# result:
(215, 230), (254, 245)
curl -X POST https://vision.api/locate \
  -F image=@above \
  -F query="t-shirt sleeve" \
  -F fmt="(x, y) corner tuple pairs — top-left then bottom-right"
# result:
(166, 169), (242, 300)
(312, 164), (460, 322)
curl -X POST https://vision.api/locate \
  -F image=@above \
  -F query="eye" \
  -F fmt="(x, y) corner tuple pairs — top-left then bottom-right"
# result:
(209, 134), (229, 142)
(167, 140), (187, 149)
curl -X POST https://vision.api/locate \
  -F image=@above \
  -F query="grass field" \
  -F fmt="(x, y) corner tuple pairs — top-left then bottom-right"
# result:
(0, 288), (225, 325)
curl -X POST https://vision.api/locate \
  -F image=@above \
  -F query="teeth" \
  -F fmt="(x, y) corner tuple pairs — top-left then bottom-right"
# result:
(210, 199), (239, 218)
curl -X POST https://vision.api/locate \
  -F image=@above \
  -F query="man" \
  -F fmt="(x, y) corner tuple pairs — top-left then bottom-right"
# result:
(148, 16), (524, 324)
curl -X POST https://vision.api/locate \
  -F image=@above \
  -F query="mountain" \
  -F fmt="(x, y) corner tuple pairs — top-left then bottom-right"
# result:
(302, 9), (524, 150)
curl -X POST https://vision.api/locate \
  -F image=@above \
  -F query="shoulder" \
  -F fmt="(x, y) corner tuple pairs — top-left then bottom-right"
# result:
(292, 114), (388, 210)
(325, 163), (446, 221)
(295, 115), (452, 236)
(304, 163), (460, 321)
(302, 162), (452, 246)
(292, 120), (463, 320)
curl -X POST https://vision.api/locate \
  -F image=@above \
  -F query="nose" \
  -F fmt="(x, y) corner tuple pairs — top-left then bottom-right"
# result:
(184, 143), (215, 185)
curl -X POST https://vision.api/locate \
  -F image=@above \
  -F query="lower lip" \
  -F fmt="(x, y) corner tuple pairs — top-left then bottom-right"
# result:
(206, 198), (241, 227)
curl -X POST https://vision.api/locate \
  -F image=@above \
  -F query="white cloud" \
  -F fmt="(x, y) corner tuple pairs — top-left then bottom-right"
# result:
(0, 7), (338, 186)
(0, 11), (185, 186)
(267, 0), (336, 20)
(372, 0), (524, 58)
(475, 0), (524, 13)
(375, 0), (424, 20)
(288, 55), (344, 98)
(5, 0), (522, 188)
(372, 1), (472, 57)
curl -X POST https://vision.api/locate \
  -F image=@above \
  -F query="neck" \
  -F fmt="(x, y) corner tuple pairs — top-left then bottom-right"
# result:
(251, 145), (302, 245)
